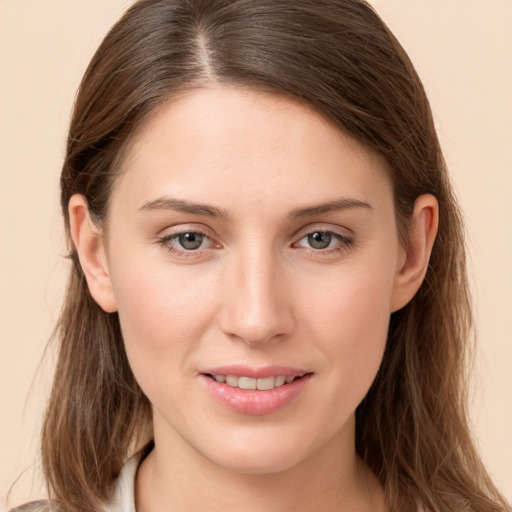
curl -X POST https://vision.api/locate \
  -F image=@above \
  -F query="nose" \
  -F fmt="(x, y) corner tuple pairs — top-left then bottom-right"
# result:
(217, 246), (295, 346)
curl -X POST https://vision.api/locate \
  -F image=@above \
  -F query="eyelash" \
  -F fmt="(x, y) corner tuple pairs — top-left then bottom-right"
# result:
(156, 227), (355, 259)
(156, 230), (219, 258)
(292, 230), (355, 256)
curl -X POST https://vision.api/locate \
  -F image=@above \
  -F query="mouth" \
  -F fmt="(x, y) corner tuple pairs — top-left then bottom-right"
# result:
(199, 366), (313, 415)
(204, 373), (308, 391)
(201, 370), (313, 415)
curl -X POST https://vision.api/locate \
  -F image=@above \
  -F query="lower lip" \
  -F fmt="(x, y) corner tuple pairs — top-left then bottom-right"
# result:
(201, 374), (312, 416)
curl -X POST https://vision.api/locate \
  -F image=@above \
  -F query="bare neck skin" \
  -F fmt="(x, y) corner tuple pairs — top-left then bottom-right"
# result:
(135, 412), (387, 512)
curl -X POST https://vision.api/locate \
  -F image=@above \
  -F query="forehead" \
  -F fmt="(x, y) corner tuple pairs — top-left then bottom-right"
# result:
(112, 86), (392, 216)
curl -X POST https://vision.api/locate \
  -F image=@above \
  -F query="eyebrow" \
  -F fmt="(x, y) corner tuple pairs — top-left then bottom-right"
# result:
(138, 195), (372, 220)
(139, 196), (231, 220)
(288, 197), (373, 218)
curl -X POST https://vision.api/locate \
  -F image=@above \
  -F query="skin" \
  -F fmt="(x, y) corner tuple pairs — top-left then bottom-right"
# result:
(70, 86), (438, 512)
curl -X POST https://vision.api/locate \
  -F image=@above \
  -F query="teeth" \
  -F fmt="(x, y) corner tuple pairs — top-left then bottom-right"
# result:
(212, 374), (297, 390)
(225, 375), (239, 387)
(238, 377), (257, 390)
(256, 376), (275, 390)
(274, 376), (286, 387)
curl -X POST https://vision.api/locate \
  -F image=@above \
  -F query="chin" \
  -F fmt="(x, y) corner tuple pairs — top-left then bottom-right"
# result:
(197, 426), (322, 475)
(209, 448), (305, 475)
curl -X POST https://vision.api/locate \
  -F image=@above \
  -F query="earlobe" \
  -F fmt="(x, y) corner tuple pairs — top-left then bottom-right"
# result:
(391, 194), (439, 313)
(68, 194), (117, 313)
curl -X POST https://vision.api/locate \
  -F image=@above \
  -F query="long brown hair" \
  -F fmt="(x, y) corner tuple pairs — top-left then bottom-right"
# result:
(41, 1), (509, 511)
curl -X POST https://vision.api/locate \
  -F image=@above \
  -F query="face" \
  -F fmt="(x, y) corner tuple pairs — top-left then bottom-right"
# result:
(101, 87), (407, 474)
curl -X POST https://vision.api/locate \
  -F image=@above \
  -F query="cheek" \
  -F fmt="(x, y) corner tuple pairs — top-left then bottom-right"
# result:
(111, 241), (217, 334)
(304, 266), (393, 402)
(306, 261), (394, 338)
(108, 253), (218, 393)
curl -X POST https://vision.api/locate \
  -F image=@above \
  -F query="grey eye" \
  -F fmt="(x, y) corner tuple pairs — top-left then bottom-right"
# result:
(177, 232), (205, 250)
(307, 231), (333, 249)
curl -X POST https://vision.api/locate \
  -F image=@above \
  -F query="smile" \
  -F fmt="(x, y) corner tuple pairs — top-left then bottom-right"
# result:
(202, 371), (313, 415)
(209, 374), (298, 390)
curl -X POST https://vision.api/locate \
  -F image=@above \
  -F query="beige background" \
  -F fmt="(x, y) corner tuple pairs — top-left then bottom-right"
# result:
(1, 0), (511, 508)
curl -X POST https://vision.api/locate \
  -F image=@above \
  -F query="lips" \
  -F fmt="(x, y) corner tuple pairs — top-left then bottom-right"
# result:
(200, 366), (313, 415)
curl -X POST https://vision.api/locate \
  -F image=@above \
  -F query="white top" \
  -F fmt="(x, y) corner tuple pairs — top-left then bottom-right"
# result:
(10, 454), (139, 512)
(103, 453), (138, 512)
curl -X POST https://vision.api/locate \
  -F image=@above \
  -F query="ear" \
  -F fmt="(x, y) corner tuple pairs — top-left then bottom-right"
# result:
(68, 194), (117, 313)
(391, 194), (439, 313)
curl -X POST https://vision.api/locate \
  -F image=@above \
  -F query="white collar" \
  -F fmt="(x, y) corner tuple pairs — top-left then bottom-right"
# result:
(103, 453), (140, 512)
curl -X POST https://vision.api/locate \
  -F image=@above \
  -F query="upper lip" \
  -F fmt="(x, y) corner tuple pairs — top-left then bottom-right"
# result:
(200, 365), (312, 379)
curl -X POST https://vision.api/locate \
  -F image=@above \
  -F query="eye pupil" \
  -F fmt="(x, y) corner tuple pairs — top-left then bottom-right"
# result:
(308, 231), (332, 249)
(178, 232), (204, 250)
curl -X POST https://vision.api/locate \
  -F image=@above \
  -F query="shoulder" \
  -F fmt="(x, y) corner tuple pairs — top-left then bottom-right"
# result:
(9, 500), (57, 512)
(9, 447), (148, 512)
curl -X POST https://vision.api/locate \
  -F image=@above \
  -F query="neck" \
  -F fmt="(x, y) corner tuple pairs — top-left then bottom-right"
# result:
(135, 414), (387, 512)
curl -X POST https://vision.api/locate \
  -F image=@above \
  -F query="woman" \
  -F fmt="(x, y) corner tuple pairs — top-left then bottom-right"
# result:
(10, 0), (510, 511)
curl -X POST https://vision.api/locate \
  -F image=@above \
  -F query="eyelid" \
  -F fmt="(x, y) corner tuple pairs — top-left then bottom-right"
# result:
(155, 222), (217, 238)
(292, 223), (354, 241)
